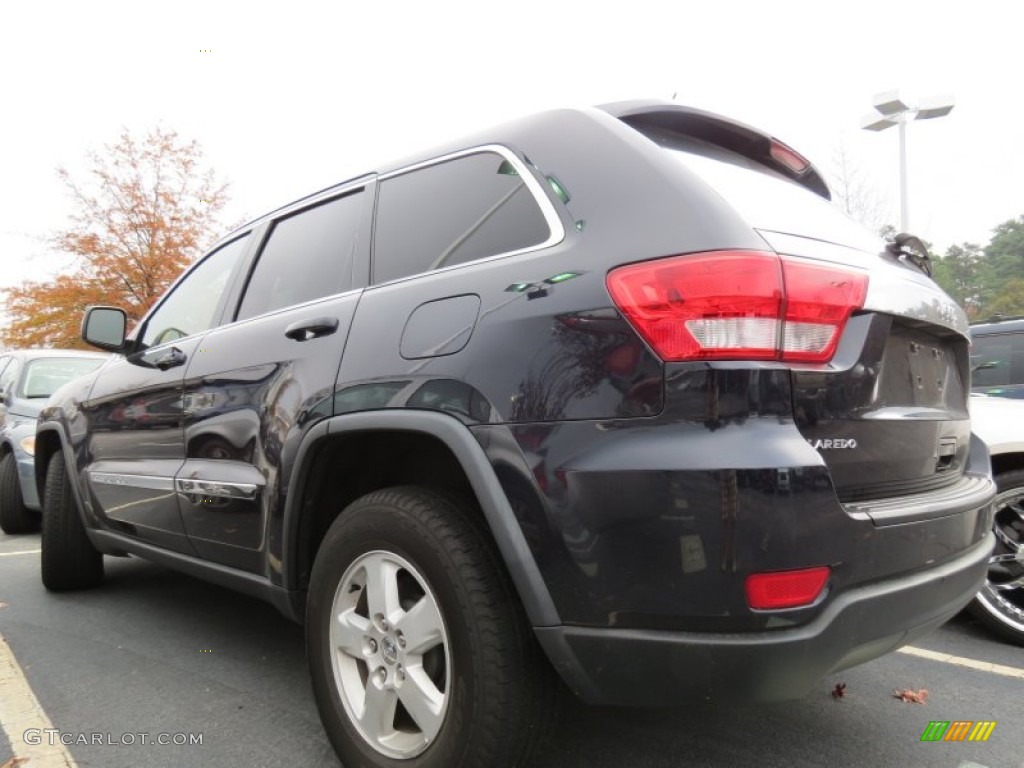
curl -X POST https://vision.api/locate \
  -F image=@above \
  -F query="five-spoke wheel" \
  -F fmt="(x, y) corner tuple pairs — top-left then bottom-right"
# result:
(330, 550), (450, 758)
(306, 486), (555, 768)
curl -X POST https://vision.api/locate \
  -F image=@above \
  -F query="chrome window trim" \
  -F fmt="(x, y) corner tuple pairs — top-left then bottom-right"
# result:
(373, 144), (566, 285)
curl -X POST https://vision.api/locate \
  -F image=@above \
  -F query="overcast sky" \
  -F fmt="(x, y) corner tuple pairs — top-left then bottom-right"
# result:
(2, 0), (1021, 293)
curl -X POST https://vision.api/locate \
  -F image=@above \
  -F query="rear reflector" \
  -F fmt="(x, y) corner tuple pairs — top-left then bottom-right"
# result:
(606, 251), (867, 363)
(745, 566), (831, 610)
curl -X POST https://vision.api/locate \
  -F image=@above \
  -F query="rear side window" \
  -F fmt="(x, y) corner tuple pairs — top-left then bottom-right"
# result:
(373, 151), (550, 284)
(972, 333), (1024, 388)
(238, 191), (365, 321)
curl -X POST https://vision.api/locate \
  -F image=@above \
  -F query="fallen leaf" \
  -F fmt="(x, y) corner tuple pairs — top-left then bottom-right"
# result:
(2, 756), (32, 768)
(893, 688), (928, 704)
(831, 683), (847, 699)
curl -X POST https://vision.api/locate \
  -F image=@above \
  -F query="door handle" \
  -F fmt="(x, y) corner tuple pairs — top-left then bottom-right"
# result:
(285, 316), (340, 342)
(153, 347), (187, 370)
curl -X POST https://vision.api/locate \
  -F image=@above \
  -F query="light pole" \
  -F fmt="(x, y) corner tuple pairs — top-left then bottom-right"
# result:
(861, 90), (954, 232)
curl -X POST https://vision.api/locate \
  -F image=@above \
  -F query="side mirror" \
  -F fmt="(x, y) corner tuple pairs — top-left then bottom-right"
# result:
(82, 306), (128, 352)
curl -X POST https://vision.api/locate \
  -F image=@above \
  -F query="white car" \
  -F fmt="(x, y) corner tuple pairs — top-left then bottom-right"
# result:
(969, 394), (1024, 644)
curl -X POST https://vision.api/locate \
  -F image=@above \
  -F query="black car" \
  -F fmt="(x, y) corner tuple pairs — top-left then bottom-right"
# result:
(38, 100), (995, 768)
(971, 315), (1024, 399)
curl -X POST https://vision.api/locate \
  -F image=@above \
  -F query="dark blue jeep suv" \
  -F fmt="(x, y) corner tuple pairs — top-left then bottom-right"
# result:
(37, 100), (995, 768)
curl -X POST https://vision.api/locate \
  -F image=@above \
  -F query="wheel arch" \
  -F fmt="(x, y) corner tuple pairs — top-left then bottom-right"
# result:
(283, 410), (561, 628)
(33, 425), (65, 502)
(33, 423), (92, 530)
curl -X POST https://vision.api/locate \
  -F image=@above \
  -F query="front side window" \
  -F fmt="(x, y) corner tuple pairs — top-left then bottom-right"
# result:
(141, 235), (250, 348)
(237, 191), (365, 321)
(373, 151), (550, 284)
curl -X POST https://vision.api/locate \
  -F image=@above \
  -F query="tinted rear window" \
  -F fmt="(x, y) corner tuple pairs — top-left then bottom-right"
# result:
(638, 127), (883, 253)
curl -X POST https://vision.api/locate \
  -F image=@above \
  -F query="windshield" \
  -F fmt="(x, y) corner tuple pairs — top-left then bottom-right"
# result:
(641, 127), (884, 253)
(19, 357), (104, 398)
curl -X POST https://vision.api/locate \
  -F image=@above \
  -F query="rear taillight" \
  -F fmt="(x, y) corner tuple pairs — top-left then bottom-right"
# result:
(606, 251), (867, 363)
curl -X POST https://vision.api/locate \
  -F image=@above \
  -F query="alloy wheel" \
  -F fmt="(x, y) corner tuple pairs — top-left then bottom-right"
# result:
(329, 550), (451, 759)
(973, 486), (1024, 637)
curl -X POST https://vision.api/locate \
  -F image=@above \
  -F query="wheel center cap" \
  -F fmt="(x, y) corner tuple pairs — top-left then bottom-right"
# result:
(381, 635), (398, 665)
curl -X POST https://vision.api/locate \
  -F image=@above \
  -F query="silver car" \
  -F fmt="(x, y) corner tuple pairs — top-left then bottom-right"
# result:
(0, 349), (106, 533)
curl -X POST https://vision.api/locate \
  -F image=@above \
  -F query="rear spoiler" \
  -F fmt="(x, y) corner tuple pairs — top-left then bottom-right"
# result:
(600, 100), (831, 200)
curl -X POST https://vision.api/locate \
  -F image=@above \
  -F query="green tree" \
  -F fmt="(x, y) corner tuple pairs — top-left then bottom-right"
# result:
(978, 216), (1024, 317)
(932, 243), (986, 317)
(985, 216), (1024, 279)
(980, 277), (1024, 318)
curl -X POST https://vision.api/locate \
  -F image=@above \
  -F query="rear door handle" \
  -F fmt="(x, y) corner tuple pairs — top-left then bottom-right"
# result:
(284, 316), (340, 342)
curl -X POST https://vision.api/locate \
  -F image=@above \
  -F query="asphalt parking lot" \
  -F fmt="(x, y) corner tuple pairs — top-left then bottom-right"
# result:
(2, 530), (1021, 768)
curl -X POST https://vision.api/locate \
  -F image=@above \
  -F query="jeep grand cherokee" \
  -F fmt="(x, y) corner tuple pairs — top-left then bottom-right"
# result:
(37, 100), (995, 768)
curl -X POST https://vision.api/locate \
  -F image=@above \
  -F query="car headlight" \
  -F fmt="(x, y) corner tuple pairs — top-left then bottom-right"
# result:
(20, 436), (35, 456)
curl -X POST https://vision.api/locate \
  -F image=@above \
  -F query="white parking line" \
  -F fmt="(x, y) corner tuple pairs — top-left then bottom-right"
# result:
(0, 633), (77, 767)
(0, 550), (41, 557)
(899, 645), (1024, 679)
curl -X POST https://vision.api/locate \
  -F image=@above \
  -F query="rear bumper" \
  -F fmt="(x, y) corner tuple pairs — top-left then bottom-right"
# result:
(535, 533), (992, 705)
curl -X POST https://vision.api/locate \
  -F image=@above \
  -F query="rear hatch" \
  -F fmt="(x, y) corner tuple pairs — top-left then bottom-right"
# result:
(610, 105), (972, 508)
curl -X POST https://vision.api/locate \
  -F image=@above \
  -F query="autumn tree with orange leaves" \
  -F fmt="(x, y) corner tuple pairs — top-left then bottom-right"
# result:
(1, 128), (230, 348)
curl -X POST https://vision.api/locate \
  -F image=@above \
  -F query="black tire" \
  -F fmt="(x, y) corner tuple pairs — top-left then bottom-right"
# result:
(41, 452), (104, 591)
(967, 468), (1024, 645)
(307, 486), (556, 768)
(0, 452), (39, 534)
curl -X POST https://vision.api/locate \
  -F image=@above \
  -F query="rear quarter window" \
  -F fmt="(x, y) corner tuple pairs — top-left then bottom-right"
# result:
(373, 150), (552, 284)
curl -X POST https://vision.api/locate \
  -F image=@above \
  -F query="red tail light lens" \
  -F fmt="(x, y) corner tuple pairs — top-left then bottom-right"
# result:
(745, 566), (831, 610)
(606, 251), (867, 363)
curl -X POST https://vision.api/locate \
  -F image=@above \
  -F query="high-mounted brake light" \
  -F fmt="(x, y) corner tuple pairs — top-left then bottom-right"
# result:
(769, 139), (811, 174)
(606, 251), (867, 363)
(745, 566), (831, 610)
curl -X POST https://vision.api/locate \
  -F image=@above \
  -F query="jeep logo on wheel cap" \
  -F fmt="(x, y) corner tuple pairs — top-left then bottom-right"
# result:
(381, 636), (398, 665)
(807, 438), (858, 450)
